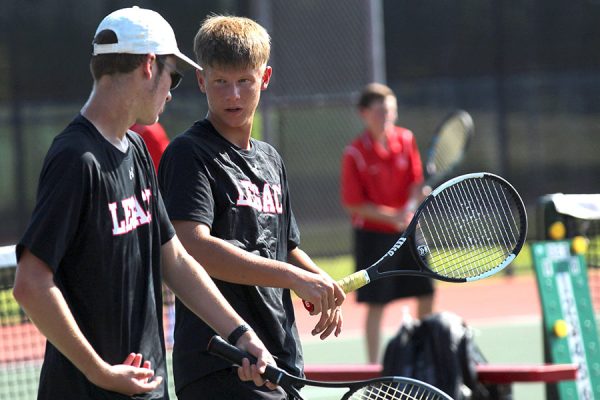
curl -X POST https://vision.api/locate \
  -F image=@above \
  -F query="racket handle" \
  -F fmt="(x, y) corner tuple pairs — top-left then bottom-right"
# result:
(302, 270), (370, 312)
(339, 270), (370, 293)
(207, 335), (286, 385)
(302, 299), (315, 312)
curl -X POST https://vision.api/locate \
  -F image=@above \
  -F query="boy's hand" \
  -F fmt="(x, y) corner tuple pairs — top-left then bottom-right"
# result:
(88, 353), (163, 396)
(293, 271), (345, 339)
(234, 331), (278, 390)
(312, 304), (343, 340)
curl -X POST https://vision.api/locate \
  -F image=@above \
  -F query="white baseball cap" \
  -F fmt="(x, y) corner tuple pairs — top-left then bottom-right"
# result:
(92, 6), (201, 71)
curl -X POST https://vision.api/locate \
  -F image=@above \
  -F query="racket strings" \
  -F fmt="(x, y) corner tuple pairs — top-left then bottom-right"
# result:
(427, 181), (520, 277)
(415, 178), (524, 279)
(427, 112), (472, 179)
(428, 183), (516, 277)
(435, 180), (518, 273)
(419, 187), (500, 278)
(479, 178), (522, 250)
(350, 381), (447, 400)
(430, 121), (469, 175)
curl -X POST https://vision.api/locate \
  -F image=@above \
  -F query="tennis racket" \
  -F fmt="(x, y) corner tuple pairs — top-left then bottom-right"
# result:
(424, 109), (474, 188)
(207, 335), (453, 400)
(304, 172), (527, 312)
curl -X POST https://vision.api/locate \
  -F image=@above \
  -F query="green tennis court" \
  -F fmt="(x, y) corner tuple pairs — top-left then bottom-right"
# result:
(299, 315), (544, 399)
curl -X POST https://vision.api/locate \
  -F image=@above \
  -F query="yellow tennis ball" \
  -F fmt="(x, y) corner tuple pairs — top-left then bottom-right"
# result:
(553, 319), (569, 338)
(571, 236), (589, 255)
(548, 221), (566, 240)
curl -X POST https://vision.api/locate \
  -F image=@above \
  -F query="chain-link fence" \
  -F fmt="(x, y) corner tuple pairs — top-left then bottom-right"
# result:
(255, 0), (381, 255)
(2, 1), (600, 398)
(1, 0), (600, 257)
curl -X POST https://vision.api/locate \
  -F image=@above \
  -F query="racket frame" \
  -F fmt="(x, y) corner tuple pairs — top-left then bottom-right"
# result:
(303, 172), (527, 310)
(366, 172), (526, 284)
(424, 109), (474, 187)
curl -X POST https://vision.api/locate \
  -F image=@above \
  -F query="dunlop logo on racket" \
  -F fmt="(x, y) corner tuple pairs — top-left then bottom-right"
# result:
(303, 172), (527, 313)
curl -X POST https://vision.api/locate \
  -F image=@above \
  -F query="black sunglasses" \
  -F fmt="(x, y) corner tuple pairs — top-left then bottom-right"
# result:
(156, 57), (183, 90)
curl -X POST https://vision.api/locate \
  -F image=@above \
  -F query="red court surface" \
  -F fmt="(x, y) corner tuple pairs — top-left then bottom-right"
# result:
(293, 274), (541, 337)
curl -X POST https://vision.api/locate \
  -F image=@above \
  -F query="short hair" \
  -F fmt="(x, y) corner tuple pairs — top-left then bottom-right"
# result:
(193, 15), (270, 70)
(90, 30), (166, 80)
(357, 82), (396, 110)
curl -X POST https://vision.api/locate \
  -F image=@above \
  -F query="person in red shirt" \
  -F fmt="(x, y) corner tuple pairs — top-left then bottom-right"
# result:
(131, 122), (170, 171)
(130, 122), (173, 343)
(340, 83), (435, 363)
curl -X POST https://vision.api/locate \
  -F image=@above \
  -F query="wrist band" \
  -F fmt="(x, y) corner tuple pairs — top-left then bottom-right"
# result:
(227, 324), (251, 345)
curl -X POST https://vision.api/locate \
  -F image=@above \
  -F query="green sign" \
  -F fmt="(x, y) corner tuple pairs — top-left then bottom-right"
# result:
(533, 240), (600, 399)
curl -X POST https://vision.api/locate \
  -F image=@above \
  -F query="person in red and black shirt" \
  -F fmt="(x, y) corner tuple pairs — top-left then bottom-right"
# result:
(340, 83), (435, 363)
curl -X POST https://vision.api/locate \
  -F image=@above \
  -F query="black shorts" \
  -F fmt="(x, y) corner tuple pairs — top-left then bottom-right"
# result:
(176, 368), (290, 399)
(353, 228), (435, 304)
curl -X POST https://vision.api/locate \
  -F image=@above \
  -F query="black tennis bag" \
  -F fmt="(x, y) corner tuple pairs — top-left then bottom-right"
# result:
(381, 311), (511, 400)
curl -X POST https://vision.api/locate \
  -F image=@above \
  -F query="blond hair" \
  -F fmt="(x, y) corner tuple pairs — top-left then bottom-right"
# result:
(194, 15), (271, 69)
(357, 82), (396, 109)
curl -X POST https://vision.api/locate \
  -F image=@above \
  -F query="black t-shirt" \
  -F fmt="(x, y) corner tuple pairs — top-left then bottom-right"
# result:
(17, 114), (175, 400)
(158, 119), (303, 392)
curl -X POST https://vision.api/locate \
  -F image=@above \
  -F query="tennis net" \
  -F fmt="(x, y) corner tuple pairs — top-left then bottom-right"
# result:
(0, 245), (176, 399)
(0, 245), (40, 399)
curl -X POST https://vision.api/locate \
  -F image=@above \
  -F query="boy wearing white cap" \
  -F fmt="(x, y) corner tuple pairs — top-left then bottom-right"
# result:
(13, 7), (275, 399)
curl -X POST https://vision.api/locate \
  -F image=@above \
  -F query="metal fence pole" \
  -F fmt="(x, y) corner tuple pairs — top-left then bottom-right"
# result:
(366, 0), (386, 84)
